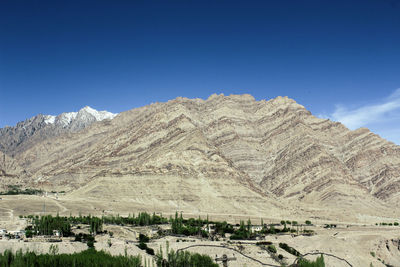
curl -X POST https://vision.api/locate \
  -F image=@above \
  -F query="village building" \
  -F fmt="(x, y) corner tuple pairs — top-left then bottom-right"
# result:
(251, 225), (263, 233)
(53, 230), (61, 237)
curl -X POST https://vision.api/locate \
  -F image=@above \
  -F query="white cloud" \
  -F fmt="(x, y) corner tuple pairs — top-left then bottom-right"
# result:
(324, 88), (400, 145)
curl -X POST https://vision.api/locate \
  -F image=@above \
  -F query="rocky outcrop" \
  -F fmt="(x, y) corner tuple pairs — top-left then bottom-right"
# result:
(0, 107), (117, 157)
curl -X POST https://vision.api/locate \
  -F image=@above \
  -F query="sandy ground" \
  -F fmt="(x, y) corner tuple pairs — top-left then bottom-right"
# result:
(1, 194), (398, 225)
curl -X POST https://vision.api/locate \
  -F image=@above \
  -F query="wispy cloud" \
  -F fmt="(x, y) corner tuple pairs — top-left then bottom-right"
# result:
(324, 88), (400, 144)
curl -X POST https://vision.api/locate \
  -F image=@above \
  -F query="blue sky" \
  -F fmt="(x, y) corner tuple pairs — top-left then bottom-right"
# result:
(1, 0), (400, 144)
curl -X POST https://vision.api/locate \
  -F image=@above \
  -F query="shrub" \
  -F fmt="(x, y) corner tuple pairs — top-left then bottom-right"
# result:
(256, 241), (272, 246)
(297, 255), (325, 267)
(267, 245), (277, 253)
(394, 222), (399, 226)
(25, 230), (33, 238)
(303, 229), (315, 235)
(86, 235), (94, 242)
(230, 233), (248, 240)
(305, 220), (312, 225)
(87, 240), (95, 249)
(155, 246), (218, 267)
(137, 242), (154, 255)
(279, 243), (301, 256)
(138, 242), (147, 250)
(146, 247), (155, 255)
(268, 225), (276, 234)
(139, 233), (149, 243)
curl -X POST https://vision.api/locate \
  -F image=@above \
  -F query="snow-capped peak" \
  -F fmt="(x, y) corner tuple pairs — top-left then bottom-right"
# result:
(78, 106), (117, 121)
(44, 115), (56, 124)
(81, 106), (97, 114)
(43, 106), (117, 127)
(58, 112), (78, 126)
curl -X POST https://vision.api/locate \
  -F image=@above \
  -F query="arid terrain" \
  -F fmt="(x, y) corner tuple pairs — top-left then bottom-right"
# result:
(0, 195), (399, 267)
(0, 94), (399, 266)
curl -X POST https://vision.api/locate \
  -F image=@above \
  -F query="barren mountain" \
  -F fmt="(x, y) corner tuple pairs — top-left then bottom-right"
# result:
(0, 106), (117, 157)
(0, 150), (24, 177)
(1, 94), (400, 220)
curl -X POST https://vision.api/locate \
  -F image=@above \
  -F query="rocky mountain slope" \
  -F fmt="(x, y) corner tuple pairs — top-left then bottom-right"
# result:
(1, 94), (399, 219)
(0, 150), (23, 177)
(0, 106), (117, 157)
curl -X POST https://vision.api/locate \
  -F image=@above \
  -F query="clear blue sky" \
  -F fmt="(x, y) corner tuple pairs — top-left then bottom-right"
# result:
(1, 0), (400, 143)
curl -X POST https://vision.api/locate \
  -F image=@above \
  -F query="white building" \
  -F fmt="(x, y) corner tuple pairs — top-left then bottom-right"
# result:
(251, 225), (263, 233)
(53, 230), (61, 237)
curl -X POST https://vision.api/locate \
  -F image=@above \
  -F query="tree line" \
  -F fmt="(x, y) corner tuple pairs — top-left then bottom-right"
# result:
(102, 212), (168, 226)
(170, 212), (209, 238)
(0, 249), (142, 267)
(0, 185), (43, 195)
(0, 245), (220, 267)
(26, 214), (103, 237)
(155, 242), (218, 267)
(26, 215), (72, 237)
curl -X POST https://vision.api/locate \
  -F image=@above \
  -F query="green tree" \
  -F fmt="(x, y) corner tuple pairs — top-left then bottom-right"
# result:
(298, 255), (325, 267)
(246, 219), (252, 238)
(0, 249), (142, 267)
(155, 243), (218, 267)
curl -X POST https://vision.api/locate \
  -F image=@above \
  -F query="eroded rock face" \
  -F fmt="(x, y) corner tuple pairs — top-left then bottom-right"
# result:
(0, 107), (117, 157)
(0, 150), (22, 176)
(0, 114), (48, 156)
(1, 94), (400, 214)
(0, 150), (27, 190)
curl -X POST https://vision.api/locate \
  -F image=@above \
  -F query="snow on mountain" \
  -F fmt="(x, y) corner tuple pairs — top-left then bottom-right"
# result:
(79, 106), (117, 121)
(45, 106), (117, 127)
(0, 106), (118, 156)
(44, 115), (56, 124)
(56, 112), (78, 126)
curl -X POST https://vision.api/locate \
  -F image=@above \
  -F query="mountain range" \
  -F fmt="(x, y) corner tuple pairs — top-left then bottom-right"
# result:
(0, 106), (116, 157)
(1, 94), (399, 221)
